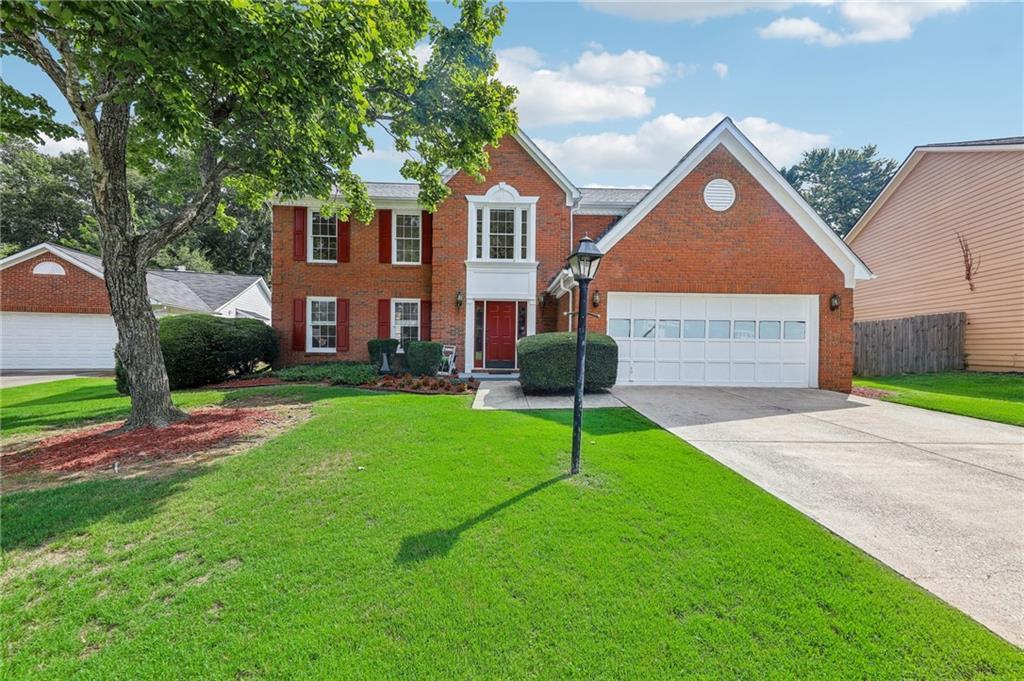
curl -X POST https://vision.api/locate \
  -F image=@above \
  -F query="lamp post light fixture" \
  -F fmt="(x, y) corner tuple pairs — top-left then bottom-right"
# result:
(566, 236), (605, 475)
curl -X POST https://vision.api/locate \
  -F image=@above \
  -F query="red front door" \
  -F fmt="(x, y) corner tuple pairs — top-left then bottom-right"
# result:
(485, 302), (516, 368)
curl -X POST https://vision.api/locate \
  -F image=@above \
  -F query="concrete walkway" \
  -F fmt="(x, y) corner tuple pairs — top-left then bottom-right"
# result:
(0, 372), (111, 389)
(472, 380), (624, 410)
(613, 385), (1024, 646)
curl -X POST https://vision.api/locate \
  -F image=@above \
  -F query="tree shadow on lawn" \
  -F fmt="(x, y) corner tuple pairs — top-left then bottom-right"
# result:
(396, 474), (569, 565)
(2, 468), (207, 552)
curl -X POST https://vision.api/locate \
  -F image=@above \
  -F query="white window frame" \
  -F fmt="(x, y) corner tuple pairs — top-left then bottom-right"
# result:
(391, 298), (421, 352)
(392, 211), (422, 265)
(466, 183), (538, 263)
(307, 211), (338, 264)
(306, 296), (337, 353)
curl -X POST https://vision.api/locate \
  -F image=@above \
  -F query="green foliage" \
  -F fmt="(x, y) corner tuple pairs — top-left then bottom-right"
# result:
(150, 242), (215, 273)
(368, 339), (401, 370)
(1, 0), (518, 221)
(781, 146), (899, 237)
(114, 315), (277, 392)
(517, 332), (619, 394)
(405, 341), (443, 376)
(275, 362), (375, 385)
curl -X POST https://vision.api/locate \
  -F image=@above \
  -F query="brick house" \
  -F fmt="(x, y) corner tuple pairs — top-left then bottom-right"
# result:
(272, 117), (871, 391)
(0, 242), (270, 370)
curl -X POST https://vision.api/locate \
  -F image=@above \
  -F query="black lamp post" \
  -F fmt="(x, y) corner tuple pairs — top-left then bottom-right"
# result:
(566, 236), (604, 475)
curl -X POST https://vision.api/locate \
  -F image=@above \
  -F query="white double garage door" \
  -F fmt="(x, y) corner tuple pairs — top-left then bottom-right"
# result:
(0, 312), (118, 370)
(607, 293), (819, 388)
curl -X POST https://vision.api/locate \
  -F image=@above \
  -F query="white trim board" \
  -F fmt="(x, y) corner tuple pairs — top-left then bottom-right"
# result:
(594, 117), (873, 289)
(844, 142), (1024, 244)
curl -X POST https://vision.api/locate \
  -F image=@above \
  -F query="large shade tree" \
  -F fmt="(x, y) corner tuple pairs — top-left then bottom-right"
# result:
(781, 146), (898, 237)
(1, 0), (517, 428)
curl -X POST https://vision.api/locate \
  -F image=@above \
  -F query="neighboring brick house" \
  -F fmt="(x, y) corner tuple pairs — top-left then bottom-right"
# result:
(272, 118), (872, 391)
(0, 242), (270, 370)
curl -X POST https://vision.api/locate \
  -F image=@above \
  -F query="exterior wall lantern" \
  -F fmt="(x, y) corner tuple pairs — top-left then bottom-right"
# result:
(566, 235), (604, 476)
(455, 290), (464, 309)
(829, 293), (841, 311)
(591, 289), (601, 309)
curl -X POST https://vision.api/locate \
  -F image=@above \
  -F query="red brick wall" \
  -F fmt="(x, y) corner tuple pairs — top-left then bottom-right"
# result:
(429, 136), (573, 355)
(0, 254), (111, 314)
(270, 207), (432, 365)
(586, 145), (853, 391)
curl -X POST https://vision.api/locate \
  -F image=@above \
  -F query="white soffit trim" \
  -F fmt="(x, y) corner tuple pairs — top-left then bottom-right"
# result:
(0, 242), (105, 279)
(595, 117), (873, 288)
(845, 142), (1024, 244)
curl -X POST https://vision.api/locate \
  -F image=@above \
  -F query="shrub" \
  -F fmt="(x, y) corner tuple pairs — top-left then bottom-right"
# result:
(275, 361), (373, 384)
(405, 341), (443, 376)
(367, 338), (400, 370)
(114, 314), (279, 393)
(517, 332), (618, 394)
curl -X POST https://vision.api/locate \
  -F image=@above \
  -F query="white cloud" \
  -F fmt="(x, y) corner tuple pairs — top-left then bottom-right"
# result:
(759, 1), (969, 46)
(497, 47), (687, 126)
(536, 113), (828, 179)
(712, 62), (729, 79)
(412, 41), (433, 65)
(582, 1), (796, 23)
(35, 134), (86, 156)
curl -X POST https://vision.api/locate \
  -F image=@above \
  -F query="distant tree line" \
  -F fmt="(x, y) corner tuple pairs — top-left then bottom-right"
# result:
(781, 145), (899, 238)
(0, 137), (271, 275)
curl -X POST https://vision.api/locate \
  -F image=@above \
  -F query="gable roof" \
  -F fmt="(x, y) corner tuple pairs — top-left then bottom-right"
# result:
(0, 242), (266, 313)
(577, 187), (648, 215)
(845, 136), (1024, 243)
(593, 117), (873, 287)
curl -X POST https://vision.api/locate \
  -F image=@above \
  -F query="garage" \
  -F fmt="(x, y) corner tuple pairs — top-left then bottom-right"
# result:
(606, 293), (819, 387)
(0, 312), (118, 370)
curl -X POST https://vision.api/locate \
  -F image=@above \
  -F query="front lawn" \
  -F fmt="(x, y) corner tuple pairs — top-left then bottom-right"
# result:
(2, 385), (1020, 677)
(854, 371), (1024, 426)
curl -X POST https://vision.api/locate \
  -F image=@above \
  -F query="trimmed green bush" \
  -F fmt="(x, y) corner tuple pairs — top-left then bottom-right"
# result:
(517, 332), (618, 394)
(276, 361), (375, 385)
(367, 338), (400, 370)
(405, 341), (443, 376)
(114, 314), (279, 393)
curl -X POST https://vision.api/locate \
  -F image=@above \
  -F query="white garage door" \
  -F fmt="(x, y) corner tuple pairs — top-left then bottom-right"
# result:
(607, 293), (819, 387)
(0, 313), (118, 370)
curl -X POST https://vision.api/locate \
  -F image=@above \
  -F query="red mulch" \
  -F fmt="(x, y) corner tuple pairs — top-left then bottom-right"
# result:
(3, 407), (276, 475)
(851, 386), (896, 400)
(207, 376), (284, 389)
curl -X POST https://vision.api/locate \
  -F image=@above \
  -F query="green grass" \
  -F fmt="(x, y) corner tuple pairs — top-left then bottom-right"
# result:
(854, 371), (1024, 426)
(2, 384), (1020, 678)
(0, 378), (234, 437)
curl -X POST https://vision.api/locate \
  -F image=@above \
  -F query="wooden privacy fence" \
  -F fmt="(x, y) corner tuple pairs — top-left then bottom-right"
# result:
(854, 312), (966, 376)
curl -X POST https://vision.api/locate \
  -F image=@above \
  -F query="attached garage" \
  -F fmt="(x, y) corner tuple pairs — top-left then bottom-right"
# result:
(0, 312), (119, 370)
(607, 293), (818, 387)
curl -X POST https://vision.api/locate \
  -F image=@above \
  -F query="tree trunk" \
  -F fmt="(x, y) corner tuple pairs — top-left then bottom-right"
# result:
(92, 103), (184, 429)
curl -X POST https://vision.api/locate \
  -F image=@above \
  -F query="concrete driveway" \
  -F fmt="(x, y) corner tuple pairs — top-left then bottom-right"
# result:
(613, 386), (1024, 646)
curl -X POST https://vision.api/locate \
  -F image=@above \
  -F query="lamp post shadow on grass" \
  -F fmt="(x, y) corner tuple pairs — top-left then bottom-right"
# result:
(395, 473), (569, 565)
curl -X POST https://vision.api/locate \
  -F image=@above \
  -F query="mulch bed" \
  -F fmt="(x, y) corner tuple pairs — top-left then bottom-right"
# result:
(851, 386), (897, 400)
(207, 376), (284, 389)
(3, 407), (277, 475)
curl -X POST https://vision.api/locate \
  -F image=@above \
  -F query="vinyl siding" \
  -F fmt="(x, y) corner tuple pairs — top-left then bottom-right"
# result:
(850, 150), (1024, 371)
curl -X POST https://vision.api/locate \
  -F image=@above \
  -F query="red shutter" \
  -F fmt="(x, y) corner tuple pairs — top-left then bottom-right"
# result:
(421, 211), (433, 265)
(378, 209), (392, 264)
(292, 298), (306, 351)
(377, 299), (391, 339)
(293, 207), (307, 261)
(420, 300), (432, 341)
(337, 298), (349, 352)
(338, 218), (351, 263)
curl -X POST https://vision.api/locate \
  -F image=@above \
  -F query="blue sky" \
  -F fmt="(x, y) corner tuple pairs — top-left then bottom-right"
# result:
(5, 1), (1022, 188)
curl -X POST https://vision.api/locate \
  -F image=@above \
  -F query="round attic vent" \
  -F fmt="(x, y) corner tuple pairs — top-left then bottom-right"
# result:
(703, 179), (735, 212)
